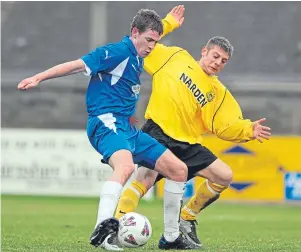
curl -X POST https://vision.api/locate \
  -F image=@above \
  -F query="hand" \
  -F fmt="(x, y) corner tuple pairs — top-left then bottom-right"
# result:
(252, 118), (271, 143)
(17, 76), (40, 90)
(169, 5), (185, 27)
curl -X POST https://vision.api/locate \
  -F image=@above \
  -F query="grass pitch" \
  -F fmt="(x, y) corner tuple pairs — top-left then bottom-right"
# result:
(1, 195), (300, 252)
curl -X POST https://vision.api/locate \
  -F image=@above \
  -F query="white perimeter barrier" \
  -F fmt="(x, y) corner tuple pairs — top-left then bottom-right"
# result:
(1, 128), (153, 199)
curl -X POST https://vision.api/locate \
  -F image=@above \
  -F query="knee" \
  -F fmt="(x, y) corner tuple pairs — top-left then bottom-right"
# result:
(220, 165), (233, 186)
(115, 163), (135, 185)
(168, 163), (188, 182)
(155, 150), (188, 182)
(123, 163), (136, 179)
(198, 159), (233, 186)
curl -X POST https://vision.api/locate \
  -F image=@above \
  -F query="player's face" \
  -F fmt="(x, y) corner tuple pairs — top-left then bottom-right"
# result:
(132, 28), (160, 58)
(201, 45), (230, 75)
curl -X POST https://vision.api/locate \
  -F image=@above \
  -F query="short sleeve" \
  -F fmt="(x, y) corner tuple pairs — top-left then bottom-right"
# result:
(81, 45), (123, 76)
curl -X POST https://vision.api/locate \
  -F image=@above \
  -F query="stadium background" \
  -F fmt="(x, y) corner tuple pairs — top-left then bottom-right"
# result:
(2, 1), (301, 202)
(1, 2), (301, 252)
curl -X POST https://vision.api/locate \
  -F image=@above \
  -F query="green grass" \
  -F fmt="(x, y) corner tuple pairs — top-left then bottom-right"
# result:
(1, 195), (301, 252)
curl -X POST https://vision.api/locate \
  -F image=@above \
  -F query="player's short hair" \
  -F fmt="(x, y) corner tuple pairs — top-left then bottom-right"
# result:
(206, 36), (234, 58)
(130, 9), (163, 35)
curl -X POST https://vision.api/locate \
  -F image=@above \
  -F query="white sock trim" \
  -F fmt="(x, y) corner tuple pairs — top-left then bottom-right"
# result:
(182, 205), (197, 216)
(206, 179), (219, 195)
(129, 186), (141, 197)
(164, 179), (186, 193)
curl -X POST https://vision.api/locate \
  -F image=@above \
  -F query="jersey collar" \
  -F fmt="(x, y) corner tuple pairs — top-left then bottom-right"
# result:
(122, 36), (138, 56)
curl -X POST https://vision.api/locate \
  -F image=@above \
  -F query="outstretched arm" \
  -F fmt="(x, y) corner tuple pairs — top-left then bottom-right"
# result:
(211, 90), (271, 143)
(17, 59), (86, 90)
(17, 44), (122, 90)
(215, 118), (271, 143)
(161, 5), (185, 38)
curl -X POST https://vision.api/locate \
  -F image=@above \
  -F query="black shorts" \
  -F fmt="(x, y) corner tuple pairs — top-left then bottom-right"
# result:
(141, 119), (217, 183)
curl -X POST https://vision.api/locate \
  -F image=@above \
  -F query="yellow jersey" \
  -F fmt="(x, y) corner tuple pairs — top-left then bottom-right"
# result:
(144, 14), (253, 144)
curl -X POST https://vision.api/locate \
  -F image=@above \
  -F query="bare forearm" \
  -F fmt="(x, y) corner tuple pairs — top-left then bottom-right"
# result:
(35, 59), (86, 82)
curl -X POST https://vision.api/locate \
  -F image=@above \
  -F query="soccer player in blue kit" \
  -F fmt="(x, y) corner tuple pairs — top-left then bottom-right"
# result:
(17, 7), (196, 251)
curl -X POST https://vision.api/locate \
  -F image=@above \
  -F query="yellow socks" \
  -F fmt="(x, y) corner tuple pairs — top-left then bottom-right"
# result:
(181, 179), (228, 221)
(115, 179), (226, 221)
(114, 180), (147, 219)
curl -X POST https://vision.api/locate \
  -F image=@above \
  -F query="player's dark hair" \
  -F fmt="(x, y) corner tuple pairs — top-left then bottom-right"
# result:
(206, 36), (234, 58)
(130, 9), (163, 35)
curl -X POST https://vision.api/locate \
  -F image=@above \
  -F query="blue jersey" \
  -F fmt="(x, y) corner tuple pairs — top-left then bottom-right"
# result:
(81, 36), (144, 117)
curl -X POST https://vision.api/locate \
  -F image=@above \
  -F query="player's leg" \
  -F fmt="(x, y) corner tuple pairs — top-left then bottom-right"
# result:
(154, 150), (200, 249)
(115, 119), (170, 219)
(115, 167), (158, 219)
(95, 149), (135, 225)
(90, 150), (135, 250)
(87, 117), (136, 249)
(158, 142), (216, 247)
(95, 150), (136, 251)
(134, 132), (198, 249)
(181, 158), (232, 221)
(115, 119), (166, 219)
(134, 132), (188, 242)
(179, 155), (232, 248)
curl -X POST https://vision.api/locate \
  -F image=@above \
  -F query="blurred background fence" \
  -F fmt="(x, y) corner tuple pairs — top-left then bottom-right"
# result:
(1, 1), (301, 201)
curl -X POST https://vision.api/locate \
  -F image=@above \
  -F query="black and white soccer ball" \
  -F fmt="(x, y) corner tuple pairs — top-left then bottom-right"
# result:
(118, 212), (152, 248)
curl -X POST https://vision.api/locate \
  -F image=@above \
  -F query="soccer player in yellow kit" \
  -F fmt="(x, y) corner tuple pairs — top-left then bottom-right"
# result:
(115, 5), (271, 249)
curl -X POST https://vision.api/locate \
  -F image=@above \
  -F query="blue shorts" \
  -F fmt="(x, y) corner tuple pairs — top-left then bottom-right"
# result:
(86, 113), (167, 169)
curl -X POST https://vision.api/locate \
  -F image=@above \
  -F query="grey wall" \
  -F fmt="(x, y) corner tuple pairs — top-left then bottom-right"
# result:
(2, 2), (301, 134)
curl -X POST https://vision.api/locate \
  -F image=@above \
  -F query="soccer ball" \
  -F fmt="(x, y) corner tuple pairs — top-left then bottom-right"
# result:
(118, 212), (152, 248)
